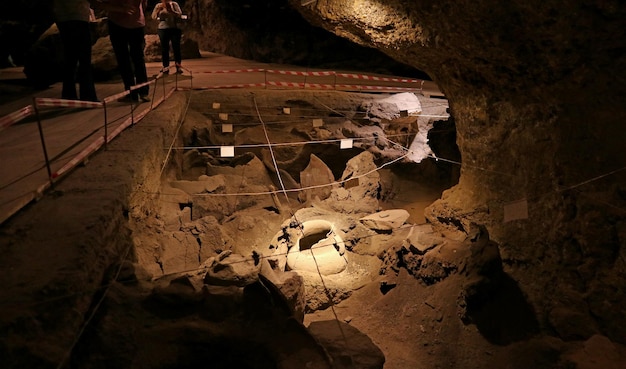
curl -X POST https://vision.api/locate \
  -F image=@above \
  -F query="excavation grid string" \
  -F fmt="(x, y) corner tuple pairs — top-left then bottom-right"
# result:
(0, 222), (424, 309)
(252, 93), (354, 365)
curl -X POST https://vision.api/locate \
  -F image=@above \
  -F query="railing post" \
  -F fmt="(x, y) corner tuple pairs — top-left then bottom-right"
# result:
(103, 100), (108, 150)
(32, 98), (54, 188)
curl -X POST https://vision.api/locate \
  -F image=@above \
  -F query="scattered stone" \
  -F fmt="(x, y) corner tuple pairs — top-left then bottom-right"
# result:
(204, 251), (261, 287)
(360, 209), (410, 231)
(403, 224), (444, 254)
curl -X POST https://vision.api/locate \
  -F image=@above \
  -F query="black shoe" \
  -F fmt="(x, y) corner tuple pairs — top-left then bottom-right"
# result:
(117, 95), (138, 103)
(161, 67), (169, 74)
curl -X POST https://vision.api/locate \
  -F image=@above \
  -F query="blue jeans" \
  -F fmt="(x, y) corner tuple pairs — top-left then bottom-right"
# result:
(108, 20), (148, 97)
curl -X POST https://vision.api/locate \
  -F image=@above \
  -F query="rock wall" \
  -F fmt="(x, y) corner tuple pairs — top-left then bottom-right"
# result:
(288, 0), (626, 343)
(181, 0), (425, 76)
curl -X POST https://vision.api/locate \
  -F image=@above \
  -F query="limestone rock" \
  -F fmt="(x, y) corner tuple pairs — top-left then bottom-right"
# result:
(298, 154), (335, 202)
(204, 251), (261, 287)
(197, 174), (227, 193)
(169, 179), (212, 194)
(151, 275), (203, 306)
(359, 209), (410, 231)
(340, 151), (380, 199)
(308, 320), (385, 369)
(403, 224), (444, 254)
(158, 231), (202, 275)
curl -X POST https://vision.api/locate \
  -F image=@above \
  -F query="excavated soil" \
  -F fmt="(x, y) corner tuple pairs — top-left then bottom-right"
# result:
(1, 89), (624, 369)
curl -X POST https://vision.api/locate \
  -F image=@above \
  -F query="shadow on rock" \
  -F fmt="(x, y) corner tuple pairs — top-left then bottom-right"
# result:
(458, 224), (540, 345)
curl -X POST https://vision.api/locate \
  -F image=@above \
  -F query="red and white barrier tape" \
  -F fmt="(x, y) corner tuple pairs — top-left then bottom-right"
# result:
(303, 83), (336, 90)
(189, 83), (266, 90)
(0, 105), (34, 132)
(53, 86), (175, 179)
(130, 78), (157, 91)
(103, 79), (158, 103)
(103, 90), (130, 104)
(200, 68), (265, 74)
(34, 98), (103, 109)
(336, 73), (422, 83)
(336, 84), (422, 92)
(266, 82), (335, 90)
(266, 69), (335, 77)
(267, 81), (305, 88)
(52, 136), (105, 179)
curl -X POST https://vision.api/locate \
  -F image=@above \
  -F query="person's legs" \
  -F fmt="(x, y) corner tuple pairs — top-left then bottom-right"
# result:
(108, 21), (135, 95)
(157, 28), (169, 70)
(128, 26), (148, 97)
(57, 21), (80, 100)
(75, 21), (98, 101)
(171, 28), (182, 68)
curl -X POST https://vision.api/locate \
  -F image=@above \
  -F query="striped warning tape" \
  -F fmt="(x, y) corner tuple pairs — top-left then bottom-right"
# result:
(130, 78), (157, 91)
(200, 68), (266, 74)
(188, 83), (266, 90)
(194, 68), (421, 84)
(336, 84), (422, 92)
(336, 73), (422, 83)
(52, 86), (175, 179)
(34, 98), (103, 109)
(266, 69), (335, 76)
(103, 90), (130, 104)
(267, 81), (305, 88)
(0, 105), (34, 132)
(266, 81), (421, 92)
(52, 136), (105, 179)
(266, 82), (336, 90)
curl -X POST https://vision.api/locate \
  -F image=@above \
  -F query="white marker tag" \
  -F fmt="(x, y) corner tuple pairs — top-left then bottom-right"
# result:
(312, 118), (324, 127)
(220, 146), (235, 157)
(222, 124), (233, 133)
(283, 107), (291, 115)
(212, 102), (221, 109)
(219, 113), (228, 121)
(340, 139), (354, 149)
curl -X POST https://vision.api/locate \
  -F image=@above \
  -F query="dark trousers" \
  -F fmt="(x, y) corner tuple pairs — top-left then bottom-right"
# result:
(157, 28), (182, 67)
(108, 20), (148, 97)
(57, 20), (98, 101)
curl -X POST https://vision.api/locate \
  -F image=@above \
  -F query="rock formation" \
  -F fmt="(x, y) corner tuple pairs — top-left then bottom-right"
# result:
(288, 0), (626, 344)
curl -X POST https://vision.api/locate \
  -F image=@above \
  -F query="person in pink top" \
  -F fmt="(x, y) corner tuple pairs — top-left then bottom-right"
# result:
(95, 0), (150, 103)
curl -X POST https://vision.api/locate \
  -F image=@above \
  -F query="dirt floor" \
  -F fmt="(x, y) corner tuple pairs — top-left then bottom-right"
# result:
(1, 87), (625, 369)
